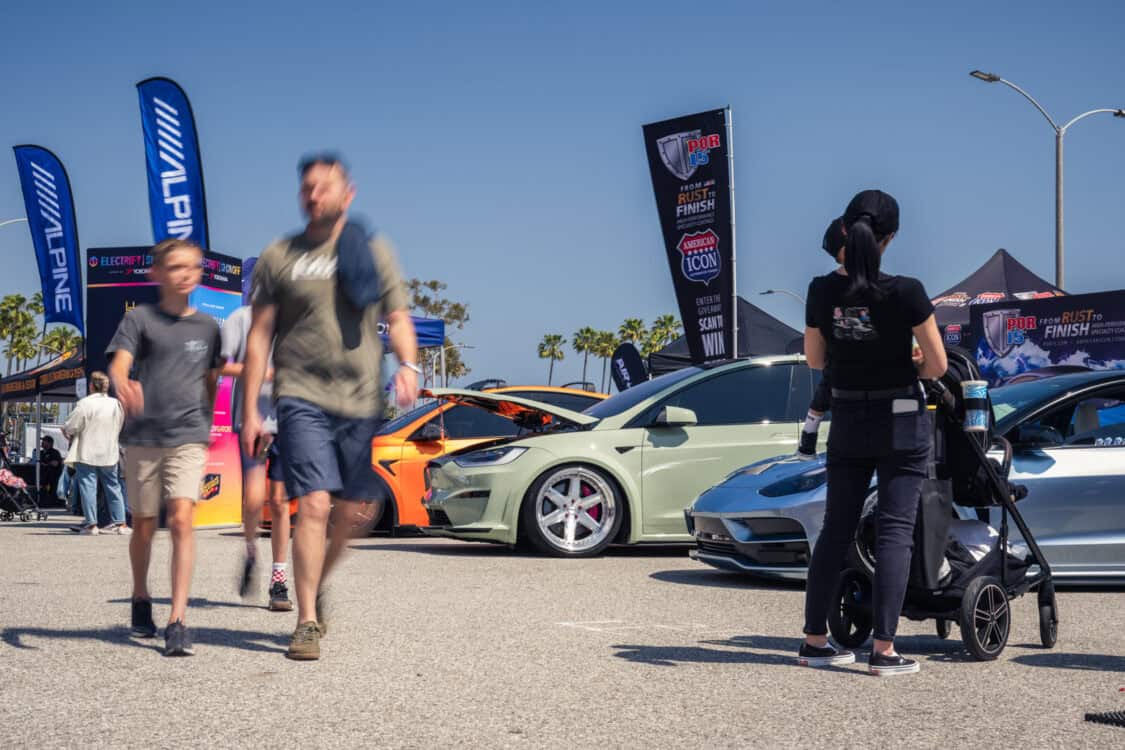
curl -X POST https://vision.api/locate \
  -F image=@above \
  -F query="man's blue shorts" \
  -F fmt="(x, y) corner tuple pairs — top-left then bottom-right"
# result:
(275, 397), (385, 501)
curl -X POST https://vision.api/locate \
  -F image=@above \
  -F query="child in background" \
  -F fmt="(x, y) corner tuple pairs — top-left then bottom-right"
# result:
(798, 217), (846, 459)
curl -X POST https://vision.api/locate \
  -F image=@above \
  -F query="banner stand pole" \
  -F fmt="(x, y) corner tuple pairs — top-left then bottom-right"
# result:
(34, 393), (42, 497)
(726, 106), (738, 359)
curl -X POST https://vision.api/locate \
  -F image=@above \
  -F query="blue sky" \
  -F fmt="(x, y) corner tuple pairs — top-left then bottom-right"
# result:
(2, 0), (1124, 386)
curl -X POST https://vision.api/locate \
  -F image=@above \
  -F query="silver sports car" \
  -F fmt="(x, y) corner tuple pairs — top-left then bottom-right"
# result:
(685, 370), (1125, 584)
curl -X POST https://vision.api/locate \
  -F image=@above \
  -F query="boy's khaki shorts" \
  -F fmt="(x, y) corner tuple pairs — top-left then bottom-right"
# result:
(124, 444), (208, 518)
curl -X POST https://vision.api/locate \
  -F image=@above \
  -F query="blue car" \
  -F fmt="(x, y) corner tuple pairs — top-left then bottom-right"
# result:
(685, 370), (1125, 584)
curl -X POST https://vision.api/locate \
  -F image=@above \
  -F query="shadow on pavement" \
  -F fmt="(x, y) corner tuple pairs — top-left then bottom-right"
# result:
(1010, 652), (1125, 672)
(352, 541), (690, 559)
(106, 596), (263, 611)
(1, 625), (288, 654)
(649, 568), (805, 591)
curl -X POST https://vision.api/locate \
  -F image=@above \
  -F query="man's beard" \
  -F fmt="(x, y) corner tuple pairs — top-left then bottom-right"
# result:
(305, 207), (344, 230)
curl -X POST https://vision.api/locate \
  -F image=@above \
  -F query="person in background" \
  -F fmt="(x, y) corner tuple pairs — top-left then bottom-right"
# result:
(64, 371), (128, 535)
(798, 189), (947, 677)
(108, 238), (224, 657)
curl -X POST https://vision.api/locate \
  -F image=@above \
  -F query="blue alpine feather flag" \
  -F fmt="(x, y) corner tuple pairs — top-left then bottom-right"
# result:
(136, 77), (209, 248)
(12, 145), (85, 332)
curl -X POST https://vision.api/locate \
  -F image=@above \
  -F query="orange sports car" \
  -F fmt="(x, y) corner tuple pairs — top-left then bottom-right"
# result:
(370, 385), (607, 531)
(261, 384), (606, 532)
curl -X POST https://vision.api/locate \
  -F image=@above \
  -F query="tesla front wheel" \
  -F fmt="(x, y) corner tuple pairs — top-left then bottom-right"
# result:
(521, 465), (623, 557)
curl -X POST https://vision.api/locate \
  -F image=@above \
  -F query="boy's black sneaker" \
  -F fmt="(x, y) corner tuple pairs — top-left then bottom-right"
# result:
(131, 598), (157, 638)
(797, 430), (818, 459)
(163, 620), (194, 657)
(268, 581), (293, 612)
(868, 651), (919, 676)
(238, 555), (257, 599)
(797, 641), (855, 667)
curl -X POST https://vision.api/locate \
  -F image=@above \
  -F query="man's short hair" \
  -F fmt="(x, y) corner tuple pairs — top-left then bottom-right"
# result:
(41, 436), (53, 447)
(151, 238), (203, 267)
(90, 371), (110, 394)
(298, 151), (351, 180)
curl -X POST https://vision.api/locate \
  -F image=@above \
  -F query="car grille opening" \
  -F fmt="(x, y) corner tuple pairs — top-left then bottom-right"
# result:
(426, 509), (452, 527)
(698, 540), (738, 556)
(743, 518), (805, 539)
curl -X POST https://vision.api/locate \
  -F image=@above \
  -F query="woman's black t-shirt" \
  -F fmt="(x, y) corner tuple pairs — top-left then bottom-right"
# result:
(805, 271), (934, 390)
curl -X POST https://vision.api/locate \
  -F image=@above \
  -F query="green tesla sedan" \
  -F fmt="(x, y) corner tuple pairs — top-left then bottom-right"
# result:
(421, 356), (822, 557)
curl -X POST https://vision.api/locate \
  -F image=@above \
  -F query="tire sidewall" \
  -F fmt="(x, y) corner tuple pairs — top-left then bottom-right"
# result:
(520, 464), (624, 558)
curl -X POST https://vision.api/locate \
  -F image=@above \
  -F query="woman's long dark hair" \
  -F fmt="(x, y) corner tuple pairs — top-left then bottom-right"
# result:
(842, 190), (899, 302)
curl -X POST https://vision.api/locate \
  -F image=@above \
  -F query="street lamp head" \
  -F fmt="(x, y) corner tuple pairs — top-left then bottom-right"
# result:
(760, 290), (775, 295)
(970, 70), (1001, 83)
(1114, 109), (1125, 118)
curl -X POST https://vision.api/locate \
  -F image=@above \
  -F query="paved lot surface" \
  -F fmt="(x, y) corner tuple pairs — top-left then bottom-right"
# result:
(2, 517), (1124, 749)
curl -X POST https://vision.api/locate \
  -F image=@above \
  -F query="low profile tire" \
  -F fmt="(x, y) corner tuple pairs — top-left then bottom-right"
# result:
(959, 576), (1010, 661)
(1037, 581), (1058, 649)
(936, 619), (952, 639)
(828, 569), (873, 649)
(520, 465), (624, 557)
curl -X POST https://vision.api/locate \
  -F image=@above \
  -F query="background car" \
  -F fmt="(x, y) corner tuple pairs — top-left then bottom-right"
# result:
(686, 369), (1125, 583)
(422, 356), (819, 556)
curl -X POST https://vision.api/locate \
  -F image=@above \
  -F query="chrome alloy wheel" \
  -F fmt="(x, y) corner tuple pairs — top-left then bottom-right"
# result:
(534, 467), (616, 553)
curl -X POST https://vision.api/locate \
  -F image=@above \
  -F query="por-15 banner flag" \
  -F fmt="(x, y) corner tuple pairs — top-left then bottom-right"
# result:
(137, 77), (209, 248)
(12, 145), (85, 332)
(643, 108), (736, 365)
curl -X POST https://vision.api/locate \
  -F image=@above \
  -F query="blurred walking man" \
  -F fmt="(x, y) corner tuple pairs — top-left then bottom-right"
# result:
(221, 304), (292, 611)
(108, 239), (223, 657)
(242, 153), (418, 661)
(64, 371), (128, 534)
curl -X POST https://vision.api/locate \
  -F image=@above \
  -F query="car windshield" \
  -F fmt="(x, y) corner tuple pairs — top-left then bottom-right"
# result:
(991, 371), (1120, 432)
(375, 402), (439, 435)
(582, 367), (702, 419)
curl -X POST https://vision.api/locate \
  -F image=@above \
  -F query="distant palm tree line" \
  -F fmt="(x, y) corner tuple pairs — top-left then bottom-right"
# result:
(538, 315), (681, 391)
(0, 293), (84, 377)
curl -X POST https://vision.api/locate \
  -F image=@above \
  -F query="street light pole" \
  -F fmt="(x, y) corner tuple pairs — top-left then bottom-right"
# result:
(439, 344), (474, 388)
(0, 218), (29, 230)
(969, 70), (1125, 289)
(760, 289), (806, 306)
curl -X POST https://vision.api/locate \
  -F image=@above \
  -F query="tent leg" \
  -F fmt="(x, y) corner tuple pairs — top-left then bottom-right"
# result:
(35, 394), (42, 492)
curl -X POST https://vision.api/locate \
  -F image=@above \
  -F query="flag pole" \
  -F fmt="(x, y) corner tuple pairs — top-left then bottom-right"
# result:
(725, 106), (738, 359)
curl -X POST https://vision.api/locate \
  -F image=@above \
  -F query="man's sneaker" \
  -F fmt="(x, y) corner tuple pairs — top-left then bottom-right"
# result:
(268, 581), (293, 612)
(131, 599), (158, 638)
(104, 524), (132, 536)
(797, 641), (856, 667)
(797, 430), (818, 459)
(238, 555), (257, 599)
(868, 651), (920, 676)
(79, 524), (99, 535)
(163, 620), (194, 657)
(287, 621), (321, 661)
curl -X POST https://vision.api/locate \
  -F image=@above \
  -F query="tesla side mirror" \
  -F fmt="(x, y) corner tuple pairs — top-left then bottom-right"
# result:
(1014, 424), (1063, 448)
(413, 422), (445, 442)
(652, 406), (698, 428)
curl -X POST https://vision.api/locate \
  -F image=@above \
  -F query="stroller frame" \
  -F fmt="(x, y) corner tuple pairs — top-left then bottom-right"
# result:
(827, 348), (1058, 661)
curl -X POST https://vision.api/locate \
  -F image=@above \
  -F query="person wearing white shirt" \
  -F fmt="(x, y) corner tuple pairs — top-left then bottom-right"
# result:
(64, 371), (128, 535)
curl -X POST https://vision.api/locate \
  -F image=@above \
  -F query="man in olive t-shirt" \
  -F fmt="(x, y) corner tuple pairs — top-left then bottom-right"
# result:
(241, 153), (419, 661)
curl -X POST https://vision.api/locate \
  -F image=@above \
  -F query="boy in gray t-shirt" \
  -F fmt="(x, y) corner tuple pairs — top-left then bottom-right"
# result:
(108, 239), (223, 657)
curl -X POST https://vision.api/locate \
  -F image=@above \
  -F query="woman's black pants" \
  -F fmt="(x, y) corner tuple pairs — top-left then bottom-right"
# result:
(802, 395), (931, 642)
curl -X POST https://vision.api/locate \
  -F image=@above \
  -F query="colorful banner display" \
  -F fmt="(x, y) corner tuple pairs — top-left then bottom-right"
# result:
(643, 109), (736, 365)
(86, 246), (242, 527)
(611, 343), (647, 392)
(970, 290), (1125, 386)
(136, 77), (209, 248)
(12, 145), (85, 332)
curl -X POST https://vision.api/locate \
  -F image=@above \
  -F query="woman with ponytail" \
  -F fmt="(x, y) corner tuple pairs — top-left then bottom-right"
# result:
(797, 189), (947, 677)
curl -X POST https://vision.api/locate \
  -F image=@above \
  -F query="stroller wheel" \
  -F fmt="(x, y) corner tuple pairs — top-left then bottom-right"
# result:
(828, 569), (873, 649)
(0, 511), (11, 522)
(959, 576), (1010, 661)
(38, 512), (48, 521)
(1037, 581), (1058, 648)
(936, 619), (952, 639)
(19, 512), (31, 522)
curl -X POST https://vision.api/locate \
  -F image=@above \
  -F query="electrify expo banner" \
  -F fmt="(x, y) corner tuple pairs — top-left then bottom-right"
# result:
(12, 145), (85, 332)
(971, 290), (1125, 386)
(137, 77), (209, 247)
(643, 109), (735, 364)
(85, 247), (244, 527)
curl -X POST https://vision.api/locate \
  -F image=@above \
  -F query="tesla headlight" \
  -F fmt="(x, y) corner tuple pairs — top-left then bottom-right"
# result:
(759, 466), (827, 497)
(453, 446), (528, 468)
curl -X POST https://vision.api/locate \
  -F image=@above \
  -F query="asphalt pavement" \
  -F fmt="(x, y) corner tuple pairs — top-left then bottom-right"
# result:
(2, 517), (1123, 749)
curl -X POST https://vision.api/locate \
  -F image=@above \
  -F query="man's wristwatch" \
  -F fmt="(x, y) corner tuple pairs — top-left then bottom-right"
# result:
(401, 362), (423, 375)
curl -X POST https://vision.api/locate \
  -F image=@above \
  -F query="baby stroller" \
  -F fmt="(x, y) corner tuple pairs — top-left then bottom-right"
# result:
(0, 465), (49, 522)
(827, 347), (1057, 661)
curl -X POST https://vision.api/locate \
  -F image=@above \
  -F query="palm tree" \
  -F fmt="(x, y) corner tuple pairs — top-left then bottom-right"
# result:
(618, 318), (646, 346)
(639, 329), (666, 358)
(651, 314), (682, 347)
(40, 326), (84, 359)
(572, 326), (599, 385)
(537, 334), (565, 385)
(593, 330), (617, 392)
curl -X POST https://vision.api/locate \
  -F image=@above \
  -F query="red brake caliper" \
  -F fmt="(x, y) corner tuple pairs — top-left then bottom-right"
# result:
(581, 482), (601, 522)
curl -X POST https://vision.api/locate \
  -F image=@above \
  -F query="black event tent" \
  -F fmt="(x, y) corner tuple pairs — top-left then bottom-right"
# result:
(0, 346), (85, 403)
(648, 297), (802, 376)
(931, 248), (1065, 329)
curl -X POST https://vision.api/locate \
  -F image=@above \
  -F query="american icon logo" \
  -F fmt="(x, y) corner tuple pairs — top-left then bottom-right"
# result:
(677, 229), (721, 285)
(657, 131), (721, 180)
(200, 473), (221, 501)
(944, 323), (962, 346)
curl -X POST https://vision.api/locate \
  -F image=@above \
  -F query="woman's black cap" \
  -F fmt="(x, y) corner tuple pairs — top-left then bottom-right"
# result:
(843, 189), (899, 237)
(821, 217), (845, 258)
